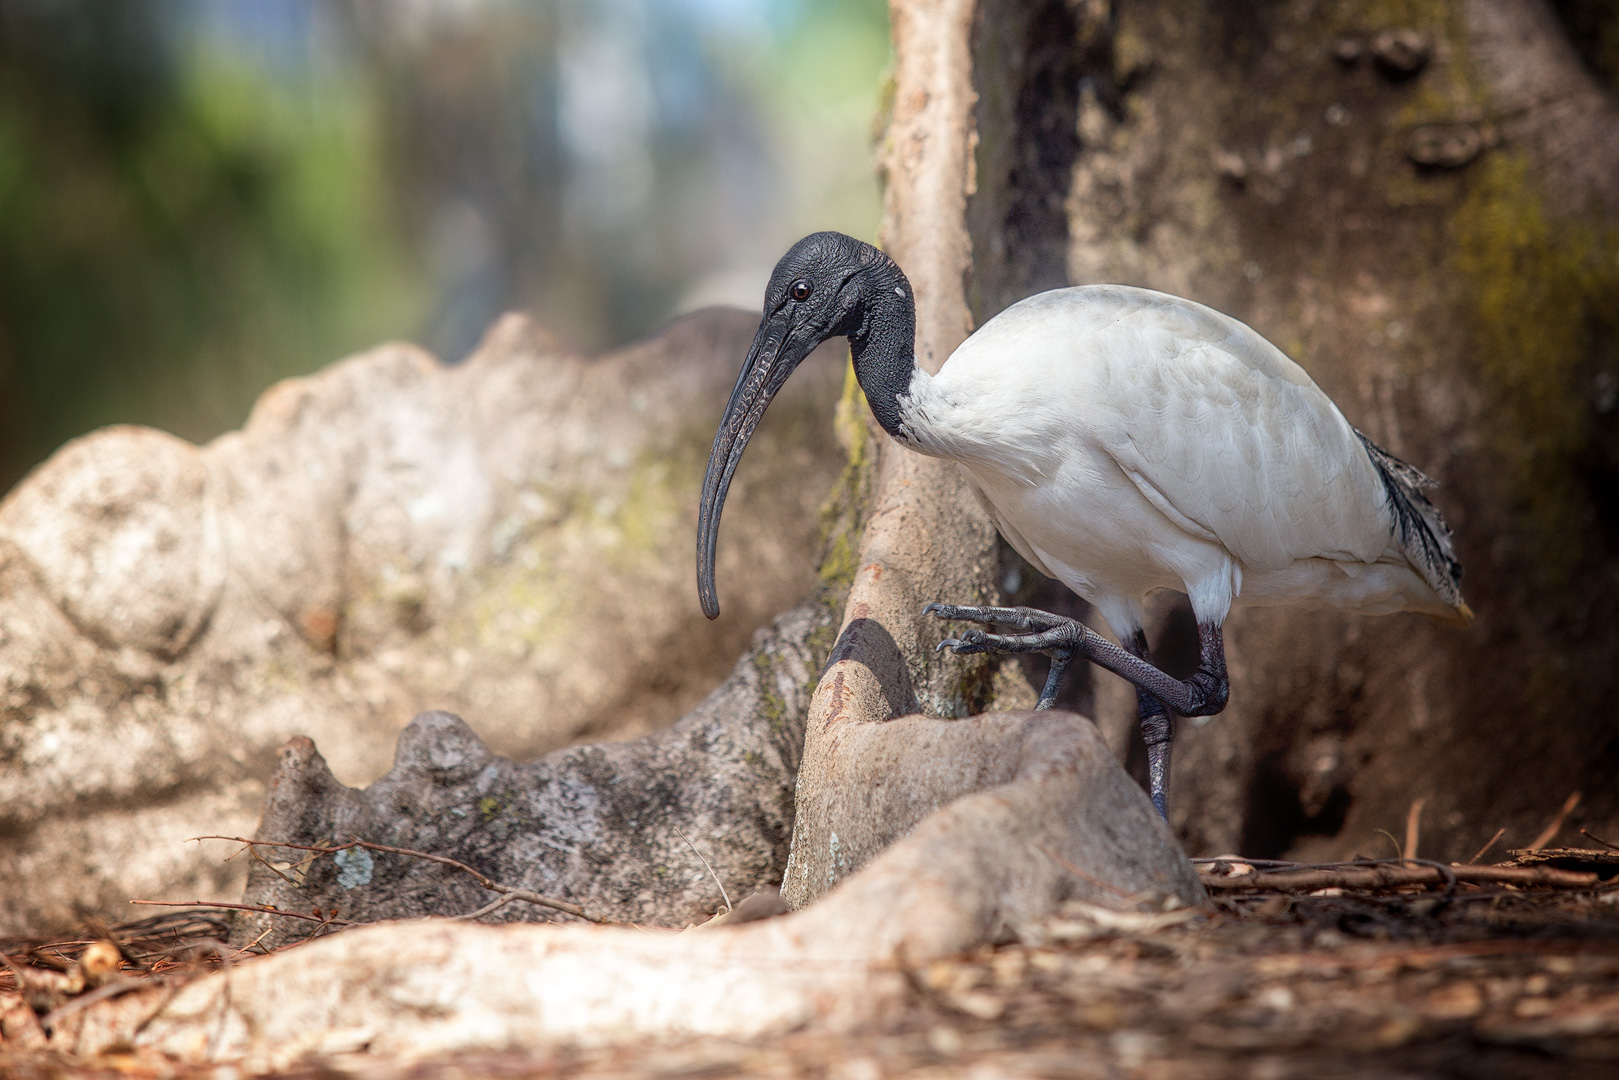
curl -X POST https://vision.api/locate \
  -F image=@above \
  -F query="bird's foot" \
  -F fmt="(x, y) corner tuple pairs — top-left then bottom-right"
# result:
(926, 603), (1079, 710)
(927, 605), (1079, 656)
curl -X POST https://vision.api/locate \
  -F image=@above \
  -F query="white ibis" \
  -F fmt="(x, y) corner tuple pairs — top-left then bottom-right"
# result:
(698, 232), (1470, 817)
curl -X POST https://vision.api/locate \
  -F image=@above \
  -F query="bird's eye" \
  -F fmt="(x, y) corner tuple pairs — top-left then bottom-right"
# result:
(790, 279), (813, 301)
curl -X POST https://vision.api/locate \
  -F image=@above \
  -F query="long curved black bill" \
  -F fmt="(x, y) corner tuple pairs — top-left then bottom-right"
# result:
(698, 315), (805, 619)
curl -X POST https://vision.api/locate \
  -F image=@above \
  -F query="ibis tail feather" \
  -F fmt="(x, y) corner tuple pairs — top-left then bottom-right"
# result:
(1354, 428), (1466, 612)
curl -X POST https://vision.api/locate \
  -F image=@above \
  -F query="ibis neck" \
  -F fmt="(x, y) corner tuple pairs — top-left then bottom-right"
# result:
(848, 271), (919, 441)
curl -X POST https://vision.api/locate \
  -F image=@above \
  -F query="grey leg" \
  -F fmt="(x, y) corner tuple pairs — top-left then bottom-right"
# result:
(925, 603), (1230, 817)
(1123, 630), (1174, 819)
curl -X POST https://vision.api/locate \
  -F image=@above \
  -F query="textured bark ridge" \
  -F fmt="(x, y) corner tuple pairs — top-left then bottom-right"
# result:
(781, 0), (1030, 906)
(0, 308), (845, 934)
(237, 600), (834, 944)
(965, 0), (1619, 858)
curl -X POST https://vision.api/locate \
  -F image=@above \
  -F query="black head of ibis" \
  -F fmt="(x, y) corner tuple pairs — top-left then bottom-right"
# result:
(697, 232), (915, 619)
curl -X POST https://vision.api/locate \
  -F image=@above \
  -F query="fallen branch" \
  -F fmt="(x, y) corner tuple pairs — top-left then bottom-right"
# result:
(1501, 846), (1619, 876)
(130, 900), (349, 926)
(1196, 856), (1460, 894)
(1200, 863), (1597, 892)
(190, 835), (609, 925)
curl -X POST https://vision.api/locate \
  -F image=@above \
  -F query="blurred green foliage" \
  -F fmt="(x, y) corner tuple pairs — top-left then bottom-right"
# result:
(0, 1), (420, 489)
(0, 0), (890, 493)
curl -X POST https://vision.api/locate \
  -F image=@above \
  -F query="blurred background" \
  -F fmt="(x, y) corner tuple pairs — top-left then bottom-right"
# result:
(0, 0), (890, 493)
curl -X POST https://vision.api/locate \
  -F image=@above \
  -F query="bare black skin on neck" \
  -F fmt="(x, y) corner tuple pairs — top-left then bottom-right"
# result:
(843, 256), (916, 441)
(697, 231), (918, 618)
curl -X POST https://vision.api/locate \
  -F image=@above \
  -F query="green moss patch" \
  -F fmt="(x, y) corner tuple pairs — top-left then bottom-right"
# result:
(1452, 151), (1619, 579)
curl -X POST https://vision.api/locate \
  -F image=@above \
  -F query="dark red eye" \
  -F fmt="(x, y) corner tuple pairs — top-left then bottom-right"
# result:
(790, 279), (813, 301)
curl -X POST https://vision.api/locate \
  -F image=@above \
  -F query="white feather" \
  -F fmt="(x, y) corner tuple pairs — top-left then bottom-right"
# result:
(898, 285), (1462, 639)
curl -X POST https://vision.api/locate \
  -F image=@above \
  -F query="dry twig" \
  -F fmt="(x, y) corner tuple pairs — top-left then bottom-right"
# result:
(1579, 827), (1619, 852)
(1470, 827), (1507, 864)
(1201, 861), (1596, 892)
(1527, 790), (1581, 850)
(130, 899), (349, 926)
(189, 835), (608, 925)
(1404, 797), (1425, 864)
(674, 827), (732, 914)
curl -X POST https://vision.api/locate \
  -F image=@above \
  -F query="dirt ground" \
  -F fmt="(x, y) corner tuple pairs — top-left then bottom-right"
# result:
(5, 858), (1619, 1080)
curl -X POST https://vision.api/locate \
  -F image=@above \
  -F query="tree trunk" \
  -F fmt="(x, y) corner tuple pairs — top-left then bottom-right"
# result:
(963, 0), (1619, 861)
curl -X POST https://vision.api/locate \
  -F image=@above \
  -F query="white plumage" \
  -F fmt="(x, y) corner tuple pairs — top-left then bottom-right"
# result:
(897, 285), (1469, 644)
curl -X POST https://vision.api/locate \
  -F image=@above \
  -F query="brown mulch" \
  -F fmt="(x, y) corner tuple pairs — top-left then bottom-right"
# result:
(0, 912), (232, 1003)
(4, 855), (1619, 1079)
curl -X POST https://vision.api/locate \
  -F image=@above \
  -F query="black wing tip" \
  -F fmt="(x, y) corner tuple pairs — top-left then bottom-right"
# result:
(1353, 428), (1465, 602)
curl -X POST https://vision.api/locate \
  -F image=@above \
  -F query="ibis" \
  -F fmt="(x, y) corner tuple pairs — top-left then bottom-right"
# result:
(698, 232), (1469, 817)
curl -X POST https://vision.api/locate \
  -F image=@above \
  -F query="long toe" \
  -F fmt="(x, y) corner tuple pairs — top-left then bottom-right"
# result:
(924, 602), (1014, 623)
(923, 603), (1074, 633)
(925, 602), (1016, 623)
(930, 604), (1080, 712)
(957, 628), (1066, 654)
